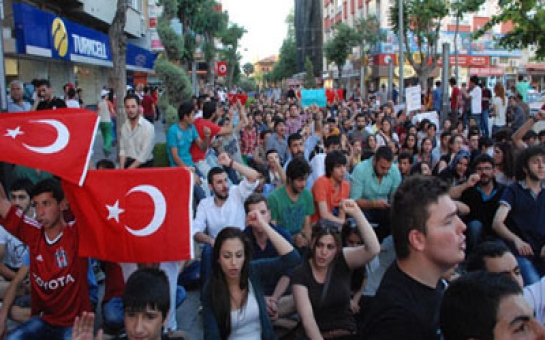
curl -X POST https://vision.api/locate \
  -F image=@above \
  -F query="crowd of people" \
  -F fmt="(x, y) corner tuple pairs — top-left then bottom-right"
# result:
(0, 73), (545, 340)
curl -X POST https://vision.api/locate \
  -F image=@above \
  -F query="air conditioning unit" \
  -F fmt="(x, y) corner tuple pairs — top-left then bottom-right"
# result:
(490, 57), (500, 66)
(509, 59), (520, 67)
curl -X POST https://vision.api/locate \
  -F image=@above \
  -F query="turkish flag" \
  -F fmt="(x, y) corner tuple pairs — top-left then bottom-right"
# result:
(63, 168), (194, 263)
(0, 108), (98, 186)
(216, 61), (228, 76)
(227, 93), (249, 105)
(325, 89), (344, 105)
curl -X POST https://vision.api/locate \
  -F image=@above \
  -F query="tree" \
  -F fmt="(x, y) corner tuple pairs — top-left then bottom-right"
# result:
(108, 0), (127, 149)
(155, 0), (193, 127)
(271, 10), (297, 82)
(243, 62), (255, 77)
(474, 0), (545, 58)
(355, 15), (385, 98)
(450, 0), (486, 81)
(219, 23), (246, 88)
(324, 23), (361, 87)
(389, 0), (449, 92)
(304, 57), (317, 88)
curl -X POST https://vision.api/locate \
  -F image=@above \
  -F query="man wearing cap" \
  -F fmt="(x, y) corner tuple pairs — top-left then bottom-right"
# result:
(97, 89), (113, 157)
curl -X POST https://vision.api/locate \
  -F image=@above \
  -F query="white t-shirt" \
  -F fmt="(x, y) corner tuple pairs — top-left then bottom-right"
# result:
(0, 226), (28, 270)
(470, 86), (482, 115)
(193, 178), (259, 239)
(492, 95), (507, 126)
(66, 99), (81, 108)
(229, 282), (261, 340)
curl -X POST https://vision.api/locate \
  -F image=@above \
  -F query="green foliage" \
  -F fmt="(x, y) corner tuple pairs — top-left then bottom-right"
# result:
(219, 24), (246, 87)
(388, 0), (449, 88)
(245, 97), (256, 108)
(304, 57), (317, 88)
(324, 23), (361, 80)
(243, 62), (255, 77)
(236, 76), (257, 92)
(154, 58), (193, 126)
(474, 0), (545, 58)
(355, 15), (385, 53)
(270, 10), (297, 82)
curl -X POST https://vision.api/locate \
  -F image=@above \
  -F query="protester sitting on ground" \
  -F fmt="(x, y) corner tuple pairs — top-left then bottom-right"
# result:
(72, 267), (188, 340)
(311, 150), (350, 225)
(202, 210), (300, 339)
(362, 176), (467, 340)
(492, 145), (545, 285)
(440, 271), (545, 340)
(267, 156), (314, 250)
(292, 199), (379, 339)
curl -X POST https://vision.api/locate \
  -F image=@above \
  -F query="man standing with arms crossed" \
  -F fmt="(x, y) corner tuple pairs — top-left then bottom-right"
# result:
(119, 93), (155, 169)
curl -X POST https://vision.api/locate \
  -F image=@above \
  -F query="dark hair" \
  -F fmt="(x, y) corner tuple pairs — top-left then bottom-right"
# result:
(36, 79), (51, 88)
(122, 268), (171, 320)
(374, 146), (394, 162)
(391, 176), (450, 259)
(178, 102), (194, 120)
(286, 156), (311, 182)
(243, 193), (269, 214)
(440, 130), (453, 140)
(273, 118), (285, 131)
(96, 159), (115, 169)
(514, 145), (545, 181)
(31, 178), (64, 202)
(311, 220), (342, 259)
(472, 153), (495, 170)
(398, 152), (413, 164)
(260, 130), (272, 140)
(402, 133), (419, 155)
(470, 75), (480, 86)
(494, 142), (515, 179)
(207, 167), (226, 184)
(203, 102), (216, 119)
(440, 271), (522, 340)
(124, 93), (140, 106)
(287, 133), (303, 147)
(466, 241), (510, 273)
(325, 150), (347, 177)
(324, 135), (341, 149)
(208, 227), (252, 340)
(265, 149), (279, 158)
(449, 77), (457, 86)
(10, 178), (34, 196)
(67, 87), (76, 99)
(410, 161), (430, 175)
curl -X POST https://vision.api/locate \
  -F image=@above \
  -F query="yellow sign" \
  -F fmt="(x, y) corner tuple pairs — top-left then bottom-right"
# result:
(51, 18), (68, 57)
(394, 64), (416, 78)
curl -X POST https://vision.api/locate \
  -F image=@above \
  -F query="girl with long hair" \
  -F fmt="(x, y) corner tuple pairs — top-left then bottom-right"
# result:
(203, 211), (300, 340)
(292, 200), (380, 339)
(375, 118), (399, 147)
(490, 83), (508, 136)
(493, 141), (515, 185)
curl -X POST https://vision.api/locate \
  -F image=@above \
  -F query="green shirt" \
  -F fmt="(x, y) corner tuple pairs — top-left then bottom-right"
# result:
(349, 157), (401, 201)
(267, 186), (315, 235)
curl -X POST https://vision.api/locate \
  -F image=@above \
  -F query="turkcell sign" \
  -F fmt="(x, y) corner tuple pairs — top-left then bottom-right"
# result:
(13, 2), (156, 71)
(14, 2), (112, 67)
(72, 34), (109, 59)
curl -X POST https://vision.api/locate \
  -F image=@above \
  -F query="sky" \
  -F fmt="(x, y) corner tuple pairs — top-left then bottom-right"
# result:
(221, 0), (293, 64)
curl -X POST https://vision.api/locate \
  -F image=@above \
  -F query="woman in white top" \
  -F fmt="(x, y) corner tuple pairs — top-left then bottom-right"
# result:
(375, 117), (399, 147)
(490, 83), (507, 136)
(203, 210), (300, 340)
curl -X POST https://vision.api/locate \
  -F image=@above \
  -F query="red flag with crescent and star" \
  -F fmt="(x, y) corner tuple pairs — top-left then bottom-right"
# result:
(0, 108), (99, 186)
(62, 168), (194, 263)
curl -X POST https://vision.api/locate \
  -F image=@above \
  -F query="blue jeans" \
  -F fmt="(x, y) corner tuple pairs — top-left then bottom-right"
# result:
(515, 255), (545, 286)
(465, 220), (484, 253)
(102, 287), (187, 331)
(7, 316), (72, 340)
(200, 244), (213, 300)
(480, 109), (489, 137)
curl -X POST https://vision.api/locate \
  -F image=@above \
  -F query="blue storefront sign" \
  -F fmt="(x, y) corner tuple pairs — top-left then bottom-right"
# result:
(13, 3), (156, 71)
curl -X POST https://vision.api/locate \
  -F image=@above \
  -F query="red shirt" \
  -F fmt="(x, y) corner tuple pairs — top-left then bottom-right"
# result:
(1, 206), (91, 327)
(240, 126), (258, 156)
(190, 118), (221, 162)
(451, 87), (461, 111)
(141, 94), (154, 117)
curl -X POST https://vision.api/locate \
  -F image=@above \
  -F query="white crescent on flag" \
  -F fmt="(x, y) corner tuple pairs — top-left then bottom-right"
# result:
(21, 119), (70, 154)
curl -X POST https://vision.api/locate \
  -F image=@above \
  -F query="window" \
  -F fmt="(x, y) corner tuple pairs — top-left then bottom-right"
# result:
(127, 0), (143, 12)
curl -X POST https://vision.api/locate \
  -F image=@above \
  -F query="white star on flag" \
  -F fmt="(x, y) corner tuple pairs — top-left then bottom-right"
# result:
(5, 126), (24, 139)
(106, 200), (125, 223)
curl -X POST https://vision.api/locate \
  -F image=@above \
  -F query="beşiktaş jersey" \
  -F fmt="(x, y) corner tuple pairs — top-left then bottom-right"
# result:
(0, 206), (91, 327)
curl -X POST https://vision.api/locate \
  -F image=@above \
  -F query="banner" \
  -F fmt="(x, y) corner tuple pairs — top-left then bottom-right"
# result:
(301, 89), (327, 108)
(405, 85), (422, 113)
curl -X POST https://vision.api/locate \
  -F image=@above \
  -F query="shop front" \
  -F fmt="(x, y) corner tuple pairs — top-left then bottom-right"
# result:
(7, 2), (156, 106)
